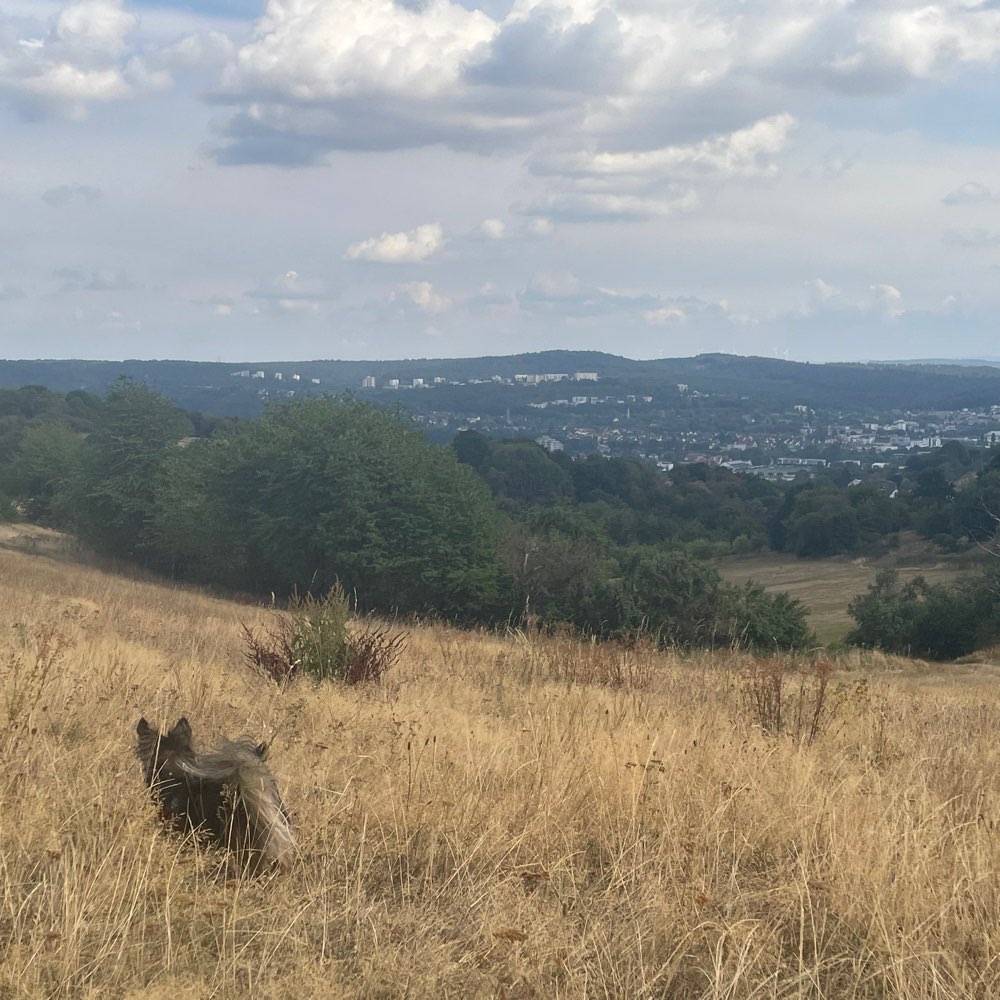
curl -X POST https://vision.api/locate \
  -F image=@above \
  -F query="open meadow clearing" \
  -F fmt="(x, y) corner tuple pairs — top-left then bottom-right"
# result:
(715, 540), (986, 645)
(2, 534), (1000, 998)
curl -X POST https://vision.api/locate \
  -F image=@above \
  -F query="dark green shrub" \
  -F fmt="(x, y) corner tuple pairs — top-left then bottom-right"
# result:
(848, 569), (1000, 660)
(724, 582), (813, 651)
(242, 584), (407, 685)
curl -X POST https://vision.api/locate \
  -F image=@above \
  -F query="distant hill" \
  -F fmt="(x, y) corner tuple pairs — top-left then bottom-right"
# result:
(873, 358), (1000, 368)
(3, 351), (1000, 416)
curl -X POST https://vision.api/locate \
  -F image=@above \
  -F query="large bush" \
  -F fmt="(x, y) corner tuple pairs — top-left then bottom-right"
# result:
(572, 548), (812, 651)
(847, 568), (1000, 660)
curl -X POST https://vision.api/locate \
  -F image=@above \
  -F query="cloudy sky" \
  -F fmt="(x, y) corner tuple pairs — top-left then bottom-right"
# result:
(1, 0), (999, 363)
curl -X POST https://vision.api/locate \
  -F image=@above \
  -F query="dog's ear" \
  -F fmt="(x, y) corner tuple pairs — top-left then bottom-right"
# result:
(136, 718), (153, 738)
(169, 717), (193, 749)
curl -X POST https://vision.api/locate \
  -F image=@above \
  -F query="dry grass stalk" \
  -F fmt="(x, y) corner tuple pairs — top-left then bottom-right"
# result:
(241, 616), (299, 685)
(344, 618), (408, 685)
(739, 657), (837, 744)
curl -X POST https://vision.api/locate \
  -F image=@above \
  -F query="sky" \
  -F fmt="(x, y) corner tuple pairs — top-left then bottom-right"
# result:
(1, 0), (999, 363)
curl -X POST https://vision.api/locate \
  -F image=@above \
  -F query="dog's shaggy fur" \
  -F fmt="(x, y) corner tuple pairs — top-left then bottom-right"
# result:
(135, 717), (295, 872)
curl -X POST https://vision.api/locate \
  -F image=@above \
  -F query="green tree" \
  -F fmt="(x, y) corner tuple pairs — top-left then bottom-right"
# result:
(483, 440), (573, 507)
(615, 549), (726, 647)
(498, 505), (609, 621)
(783, 488), (860, 556)
(846, 570), (919, 652)
(452, 429), (492, 471)
(721, 582), (813, 651)
(76, 379), (193, 558)
(847, 569), (999, 659)
(150, 397), (507, 618)
(143, 438), (245, 583)
(6, 423), (88, 525)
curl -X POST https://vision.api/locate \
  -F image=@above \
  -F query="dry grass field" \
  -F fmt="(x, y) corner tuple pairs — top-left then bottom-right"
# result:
(2, 531), (1000, 998)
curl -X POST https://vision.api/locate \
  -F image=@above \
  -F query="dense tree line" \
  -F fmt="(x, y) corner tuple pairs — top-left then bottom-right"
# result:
(0, 381), (811, 650)
(454, 431), (787, 552)
(453, 431), (1000, 562)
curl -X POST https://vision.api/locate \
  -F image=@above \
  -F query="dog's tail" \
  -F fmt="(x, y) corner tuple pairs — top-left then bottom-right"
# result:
(180, 739), (296, 870)
(235, 753), (296, 870)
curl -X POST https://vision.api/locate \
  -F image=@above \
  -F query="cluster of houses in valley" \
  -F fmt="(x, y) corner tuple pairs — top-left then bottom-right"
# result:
(667, 406), (1000, 478)
(228, 364), (1000, 477)
(526, 404), (1000, 480)
(231, 369), (322, 385)
(359, 371), (601, 390)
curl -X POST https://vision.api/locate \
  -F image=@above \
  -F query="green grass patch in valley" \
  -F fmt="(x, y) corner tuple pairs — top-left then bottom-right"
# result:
(715, 538), (985, 644)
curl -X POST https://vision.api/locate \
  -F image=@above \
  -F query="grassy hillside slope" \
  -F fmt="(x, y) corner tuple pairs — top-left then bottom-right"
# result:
(1, 532), (999, 998)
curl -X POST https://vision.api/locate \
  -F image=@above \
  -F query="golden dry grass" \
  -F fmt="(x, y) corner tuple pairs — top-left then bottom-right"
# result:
(2, 543), (1000, 998)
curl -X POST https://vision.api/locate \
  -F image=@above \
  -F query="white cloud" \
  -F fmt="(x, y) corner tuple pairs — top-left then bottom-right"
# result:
(868, 283), (904, 320)
(527, 270), (582, 299)
(8, 2), (1000, 363)
(520, 114), (790, 222)
(478, 218), (506, 239)
(807, 146), (858, 181)
(220, 0), (496, 102)
(100, 308), (141, 331)
(470, 281), (514, 308)
(42, 183), (102, 207)
(943, 228), (1000, 248)
(524, 217), (554, 238)
(517, 189), (698, 223)
(514, 113), (796, 222)
(210, 0), (1000, 167)
(0, 1), (141, 118)
(0, 2), (236, 119)
(802, 277), (841, 313)
(515, 272), (744, 338)
(533, 114), (796, 183)
(943, 181), (996, 205)
(520, 271), (680, 320)
(805, 278), (839, 302)
(644, 306), (686, 325)
(345, 223), (444, 263)
(396, 280), (451, 314)
(744, 0), (1000, 92)
(863, 3), (1000, 78)
(54, 1), (135, 60)
(246, 270), (332, 314)
(154, 30), (234, 72)
(54, 266), (137, 291)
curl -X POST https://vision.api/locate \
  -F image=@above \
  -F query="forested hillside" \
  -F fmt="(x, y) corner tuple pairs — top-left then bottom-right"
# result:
(4, 351), (1000, 416)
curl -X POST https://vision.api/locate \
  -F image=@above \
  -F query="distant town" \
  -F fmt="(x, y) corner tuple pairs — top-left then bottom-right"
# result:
(224, 362), (1000, 480)
(5, 352), (1000, 481)
(230, 368), (601, 388)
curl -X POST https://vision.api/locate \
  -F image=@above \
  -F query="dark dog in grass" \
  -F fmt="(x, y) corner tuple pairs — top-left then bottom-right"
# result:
(135, 717), (295, 873)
